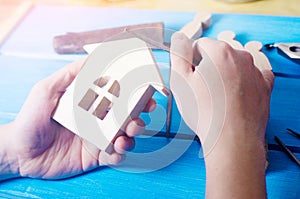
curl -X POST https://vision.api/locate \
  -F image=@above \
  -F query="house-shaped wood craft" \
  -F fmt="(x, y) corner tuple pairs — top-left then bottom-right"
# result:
(53, 38), (168, 153)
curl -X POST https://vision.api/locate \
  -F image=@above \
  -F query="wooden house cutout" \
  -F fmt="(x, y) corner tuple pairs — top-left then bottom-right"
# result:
(53, 38), (168, 153)
(217, 30), (272, 71)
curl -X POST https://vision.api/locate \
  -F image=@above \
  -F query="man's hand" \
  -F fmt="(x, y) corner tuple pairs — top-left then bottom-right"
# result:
(0, 59), (155, 180)
(170, 32), (274, 199)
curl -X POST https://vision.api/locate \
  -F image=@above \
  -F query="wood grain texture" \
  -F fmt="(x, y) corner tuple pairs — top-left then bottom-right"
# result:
(0, 6), (300, 198)
(0, 1), (32, 45)
(0, 135), (298, 198)
(53, 22), (164, 54)
(217, 30), (244, 50)
(180, 12), (212, 41)
(245, 41), (272, 71)
(53, 38), (167, 152)
(217, 31), (272, 71)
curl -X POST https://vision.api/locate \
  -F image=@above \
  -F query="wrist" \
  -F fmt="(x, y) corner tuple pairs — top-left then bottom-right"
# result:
(0, 122), (20, 181)
(204, 127), (267, 199)
(204, 132), (266, 168)
(204, 122), (266, 164)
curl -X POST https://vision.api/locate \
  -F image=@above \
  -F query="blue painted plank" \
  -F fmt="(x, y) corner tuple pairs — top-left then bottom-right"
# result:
(0, 138), (206, 198)
(0, 136), (299, 198)
(266, 150), (300, 199)
(0, 6), (300, 198)
(0, 55), (69, 115)
(0, 54), (194, 134)
(0, 6), (300, 144)
(0, 6), (194, 61)
(1, 6), (300, 76)
(1, 7), (300, 135)
(267, 76), (300, 147)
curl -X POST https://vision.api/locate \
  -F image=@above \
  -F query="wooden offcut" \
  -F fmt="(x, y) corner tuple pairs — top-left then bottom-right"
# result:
(0, 1), (33, 45)
(53, 22), (164, 54)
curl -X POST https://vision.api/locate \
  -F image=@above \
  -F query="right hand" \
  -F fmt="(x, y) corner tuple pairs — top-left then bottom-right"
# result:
(170, 32), (274, 155)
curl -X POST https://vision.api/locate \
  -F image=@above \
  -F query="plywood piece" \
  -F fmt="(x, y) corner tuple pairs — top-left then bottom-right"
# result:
(217, 30), (244, 50)
(0, 1), (32, 45)
(218, 31), (272, 71)
(194, 12), (212, 30)
(245, 41), (272, 71)
(53, 38), (168, 153)
(53, 22), (164, 54)
(180, 12), (212, 41)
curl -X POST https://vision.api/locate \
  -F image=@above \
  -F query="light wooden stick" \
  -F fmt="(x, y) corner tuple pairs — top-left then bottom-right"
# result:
(245, 41), (272, 71)
(217, 30), (273, 71)
(217, 30), (244, 50)
(53, 22), (164, 54)
(180, 12), (212, 41)
(0, 1), (33, 45)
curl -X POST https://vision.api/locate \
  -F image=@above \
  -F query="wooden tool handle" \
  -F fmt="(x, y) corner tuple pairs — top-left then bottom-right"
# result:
(53, 22), (164, 54)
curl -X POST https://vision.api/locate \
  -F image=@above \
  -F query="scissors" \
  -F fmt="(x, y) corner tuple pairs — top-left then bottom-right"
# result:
(275, 128), (300, 167)
(265, 43), (300, 64)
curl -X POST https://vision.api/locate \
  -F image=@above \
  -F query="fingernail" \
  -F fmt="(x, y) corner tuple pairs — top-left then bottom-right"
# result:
(172, 32), (186, 40)
(136, 119), (145, 127)
(135, 121), (145, 136)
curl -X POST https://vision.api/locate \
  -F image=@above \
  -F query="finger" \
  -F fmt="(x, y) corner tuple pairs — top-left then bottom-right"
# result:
(261, 70), (275, 94)
(142, 98), (156, 113)
(195, 37), (234, 68)
(192, 40), (203, 66)
(126, 118), (145, 137)
(170, 32), (194, 76)
(98, 151), (125, 166)
(114, 136), (135, 154)
(44, 58), (86, 93)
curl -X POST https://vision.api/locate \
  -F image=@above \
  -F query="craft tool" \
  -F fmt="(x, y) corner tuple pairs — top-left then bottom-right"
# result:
(274, 128), (300, 167)
(265, 43), (300, 64)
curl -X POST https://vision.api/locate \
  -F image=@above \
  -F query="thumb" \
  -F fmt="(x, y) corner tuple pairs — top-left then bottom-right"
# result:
(170, 32), (194, 77)
(261, 70), (274, 94)
(45, 58), (86, 93)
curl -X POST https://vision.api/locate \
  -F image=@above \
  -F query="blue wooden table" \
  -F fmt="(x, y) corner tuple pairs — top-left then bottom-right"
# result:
(0, 6), (299, 198)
